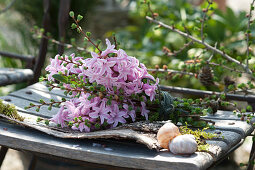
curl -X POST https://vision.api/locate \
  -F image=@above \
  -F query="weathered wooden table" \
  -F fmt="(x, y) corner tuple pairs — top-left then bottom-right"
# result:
(0, 82), (253, 170)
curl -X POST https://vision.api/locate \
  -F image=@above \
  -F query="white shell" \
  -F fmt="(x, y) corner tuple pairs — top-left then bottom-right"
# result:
(169, 134), (197, 155)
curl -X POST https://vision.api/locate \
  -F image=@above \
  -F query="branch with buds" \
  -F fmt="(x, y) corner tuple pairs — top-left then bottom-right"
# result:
(146, 16), (254, 78)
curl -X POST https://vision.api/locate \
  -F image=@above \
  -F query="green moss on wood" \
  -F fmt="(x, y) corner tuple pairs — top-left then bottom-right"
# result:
(0, 99), (24, 121)
(180, 124), (220, 152)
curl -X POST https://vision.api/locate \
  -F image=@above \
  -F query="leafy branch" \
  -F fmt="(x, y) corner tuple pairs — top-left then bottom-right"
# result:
(69, 11), (102, 53)
(146, 16), (254, 78)
(201, 0), (213, 42)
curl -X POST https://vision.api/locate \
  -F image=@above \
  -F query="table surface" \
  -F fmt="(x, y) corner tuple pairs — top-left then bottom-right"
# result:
(0, 82), (253, 170)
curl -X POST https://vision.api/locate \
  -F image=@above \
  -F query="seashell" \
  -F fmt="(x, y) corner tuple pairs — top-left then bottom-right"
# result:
(169, 134), (197, 155)
(157, 122), (181, 149)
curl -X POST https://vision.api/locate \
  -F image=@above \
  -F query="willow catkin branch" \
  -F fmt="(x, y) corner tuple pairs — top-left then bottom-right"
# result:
(145, 16), (253, 76)
(246, 0), (255, 67)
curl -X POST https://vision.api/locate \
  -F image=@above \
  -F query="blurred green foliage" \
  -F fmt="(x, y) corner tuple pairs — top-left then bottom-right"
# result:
(0, 0), (99, 95)
(110, 0), (255, 90)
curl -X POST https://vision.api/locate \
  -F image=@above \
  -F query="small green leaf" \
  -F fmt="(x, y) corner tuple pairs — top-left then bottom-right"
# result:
(92, 82), (97, 87)
(106, 100), (112, 106)
(95, 123), (100, 129)
(45, 119), (49, 125)
(71, 23), (77, 29)
(77, 14), (83, 21)
(247, 105), (253, 111)
(48, 106), (52, 111)
(52, 74), (68, 83)
(86, 32), (91, 37)
(69, 11), (74, 17)
(36, 117), (42, 122)
(100, 86), (106, 92)
(89, 86), (95, 91)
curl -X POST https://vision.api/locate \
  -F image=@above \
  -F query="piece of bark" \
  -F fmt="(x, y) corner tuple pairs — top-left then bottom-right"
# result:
(0, 113), (161, 151)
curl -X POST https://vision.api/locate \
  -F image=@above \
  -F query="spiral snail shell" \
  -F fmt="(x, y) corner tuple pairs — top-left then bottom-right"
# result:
(157, 122), (181, 149)
(169, 134), (197, 155)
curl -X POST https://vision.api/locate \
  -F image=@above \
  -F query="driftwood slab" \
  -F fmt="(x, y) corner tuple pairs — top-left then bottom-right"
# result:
(0, 82), (254, 170)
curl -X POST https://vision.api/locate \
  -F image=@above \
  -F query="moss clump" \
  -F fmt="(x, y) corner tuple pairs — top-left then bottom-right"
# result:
(0, 99), (24, 121)
(179, 124), (219, 152)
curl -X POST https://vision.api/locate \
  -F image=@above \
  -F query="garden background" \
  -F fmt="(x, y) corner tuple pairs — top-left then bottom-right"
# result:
(0, 0), (254, 169)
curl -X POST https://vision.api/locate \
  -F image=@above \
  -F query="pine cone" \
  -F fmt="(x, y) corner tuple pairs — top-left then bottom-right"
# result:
(198, 65), (214, 86)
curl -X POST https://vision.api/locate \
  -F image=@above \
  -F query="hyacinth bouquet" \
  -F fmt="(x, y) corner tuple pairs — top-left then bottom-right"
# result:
(22, 12), (214, 134)
(42, 38), (161, 132)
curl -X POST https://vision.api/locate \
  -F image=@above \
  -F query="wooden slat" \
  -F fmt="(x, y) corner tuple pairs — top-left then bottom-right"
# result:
(0, 121), (220, 170)
(0, 51), (34, 62)
(0, 68), (33, 86)
(0, 95), (58, 118)
(0, 118), (248, 170)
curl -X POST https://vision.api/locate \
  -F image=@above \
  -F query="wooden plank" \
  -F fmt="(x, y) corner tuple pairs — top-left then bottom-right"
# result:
(0, 51), (34, 62)
(8, 87), (63, 104)
(0, 95), (57, 118)
(29, 82), (68, 97)
(0, 118), (249, 170)
(0, 121), (214, 170)
(0, 68), (33, 86)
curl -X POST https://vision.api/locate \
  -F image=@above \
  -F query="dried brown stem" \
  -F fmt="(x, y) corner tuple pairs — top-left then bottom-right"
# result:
(113, 35), (118, 50)
(59, 56), (82, 66)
